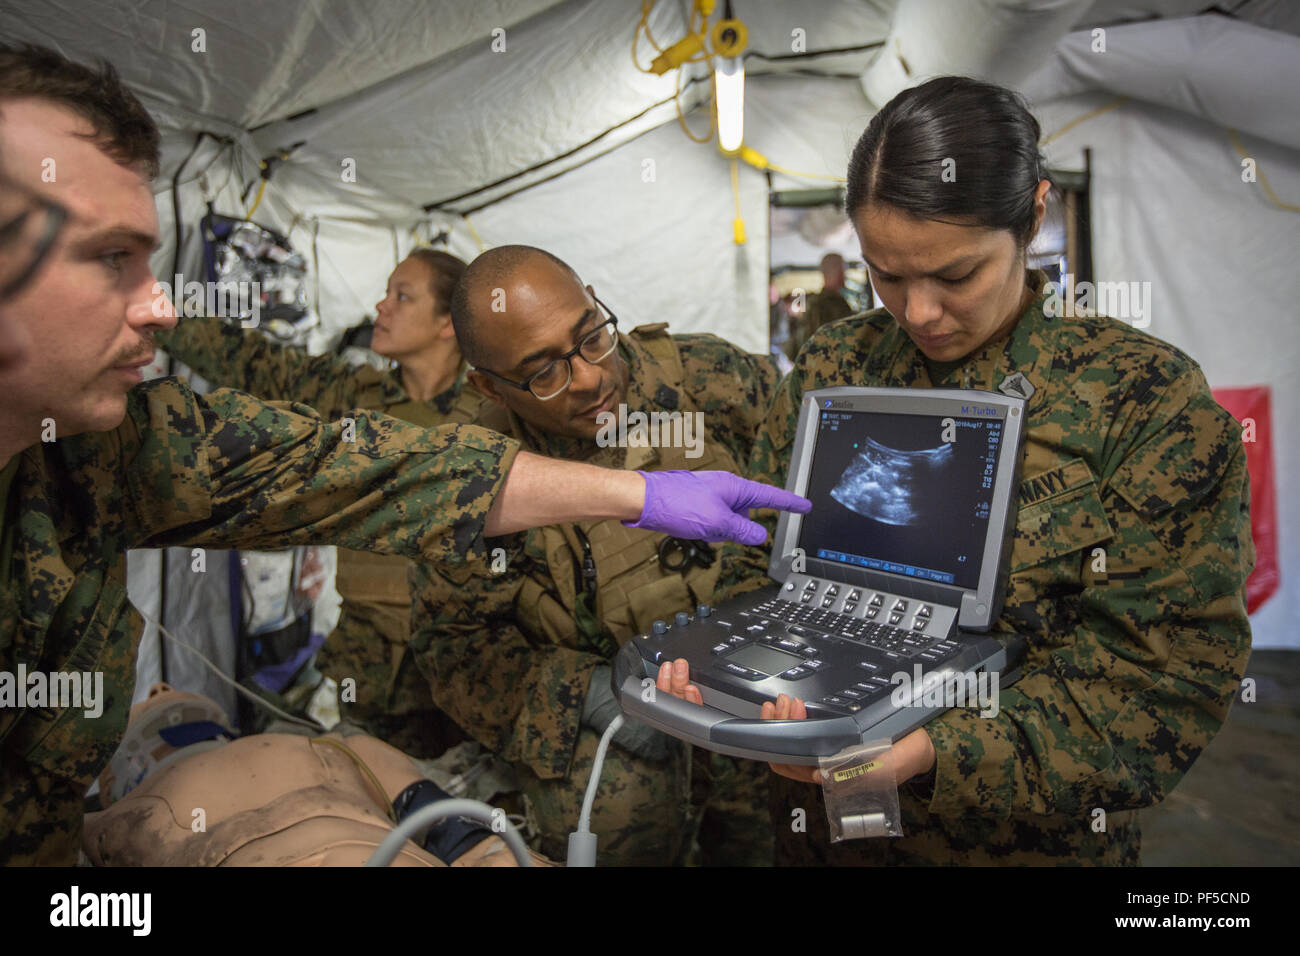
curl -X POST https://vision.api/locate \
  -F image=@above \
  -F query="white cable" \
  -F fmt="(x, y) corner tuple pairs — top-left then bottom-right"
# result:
(580, 714), (623, 833)
(135, 604), (326, 734)
(365, 800), (533, 868)
(566, 713), (624, 867)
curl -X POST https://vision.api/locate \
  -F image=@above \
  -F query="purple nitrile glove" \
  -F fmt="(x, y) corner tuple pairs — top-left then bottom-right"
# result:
(624, 470), (812, 545)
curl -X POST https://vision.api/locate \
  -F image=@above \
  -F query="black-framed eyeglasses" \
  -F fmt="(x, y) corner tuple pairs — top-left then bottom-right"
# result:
(0, 184), (68, 303)
(474, 296), (621, 401)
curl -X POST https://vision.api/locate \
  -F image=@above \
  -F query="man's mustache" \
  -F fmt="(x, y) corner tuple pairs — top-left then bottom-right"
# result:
(111, 337), (155, 368)
(569, 382), (611, 411)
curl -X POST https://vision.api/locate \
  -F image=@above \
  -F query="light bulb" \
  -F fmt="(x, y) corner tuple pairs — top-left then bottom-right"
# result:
(715, 57), (745, 153)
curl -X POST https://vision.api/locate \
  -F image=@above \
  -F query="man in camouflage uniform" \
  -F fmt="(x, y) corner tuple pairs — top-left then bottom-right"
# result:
(716, 269), (1254, 865)
(409, 245), (782, 866)
(785, 253), (856, 361)
(0, 45), (803, 864)
(158, 250), (486, 757)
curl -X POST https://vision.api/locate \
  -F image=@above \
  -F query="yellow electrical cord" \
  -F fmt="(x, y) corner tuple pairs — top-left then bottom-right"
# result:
(764, 160), (846, 183)
(687, 2), (716, 66)
(1228, 130), (1300, 213)
(1040, 99), (1297, 213)
(730, 156), (741, 215)
(632, 0), (665, 71)
(634, 2), (716, 141)
(675, 59), (714, 143)
(636, 1), (748, 146)
(1039, 96), (1128, 146)
(634, 0), (713, 73)
(730, 155), (745, 244)
(463, 214), (487, 251)
(731, 145), (845, 183)
(246, 174), (268, 218)
(637, 1), (792, 235)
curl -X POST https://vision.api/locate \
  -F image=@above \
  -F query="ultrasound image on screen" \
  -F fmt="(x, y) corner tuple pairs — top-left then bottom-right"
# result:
(830, 437), (954, 526)
(798, 408), (1005, 590)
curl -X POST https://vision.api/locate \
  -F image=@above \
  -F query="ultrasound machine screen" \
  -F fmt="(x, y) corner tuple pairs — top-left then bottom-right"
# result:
(798, 408), (1006, 591)
(614, 387), (1027, 764)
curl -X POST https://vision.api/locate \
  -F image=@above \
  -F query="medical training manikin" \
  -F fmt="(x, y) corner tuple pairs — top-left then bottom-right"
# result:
(84, 683), (550, 866)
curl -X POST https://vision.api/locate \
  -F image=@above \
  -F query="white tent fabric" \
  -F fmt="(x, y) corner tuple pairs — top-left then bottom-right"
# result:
(1023, 14), (1300, 150)
(2, 0), (1296, 652)
(860, 0), (1093, 107)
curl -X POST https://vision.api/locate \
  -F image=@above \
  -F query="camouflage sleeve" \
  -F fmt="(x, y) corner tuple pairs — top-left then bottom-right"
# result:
(119, 377), (518, 568)
(923, 367), (1253, 819)
(715, 349), (806, 601)
(155, 316), (382, 420)
(408, 557), (600, 780)
(675, 333), (784, 467)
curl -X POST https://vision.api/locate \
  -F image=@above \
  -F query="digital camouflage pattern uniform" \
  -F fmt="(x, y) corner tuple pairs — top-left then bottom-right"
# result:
(409, 324), (781, 866)
(785, 288), (855, 362)
(720, 271), (1254, 865)
(157, 317), (486, 756)
(0, 376), (517, 864)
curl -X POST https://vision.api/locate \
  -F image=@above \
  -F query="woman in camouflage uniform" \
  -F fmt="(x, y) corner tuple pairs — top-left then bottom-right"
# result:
(672, 75), (1253, 866)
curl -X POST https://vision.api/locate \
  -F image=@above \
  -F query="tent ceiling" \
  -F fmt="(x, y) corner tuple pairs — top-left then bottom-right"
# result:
(9, 0), (1289, 214)
(9, 0), (572, 129)
(1083, 0), (1300, 35)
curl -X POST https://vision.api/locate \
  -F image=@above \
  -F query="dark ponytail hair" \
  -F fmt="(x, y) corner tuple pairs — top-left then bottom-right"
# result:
(846, 76), (1050, 248)
(404, 248), (467, 314)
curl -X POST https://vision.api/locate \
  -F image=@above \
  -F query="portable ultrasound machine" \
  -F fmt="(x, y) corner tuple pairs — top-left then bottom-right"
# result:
(614, 386), (1030, 765)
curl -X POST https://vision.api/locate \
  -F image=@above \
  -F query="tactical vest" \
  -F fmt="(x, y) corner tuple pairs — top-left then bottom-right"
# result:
(381, 381), (488, 429)
(333, 384), (488, 611)
(510, 324), (746, 659)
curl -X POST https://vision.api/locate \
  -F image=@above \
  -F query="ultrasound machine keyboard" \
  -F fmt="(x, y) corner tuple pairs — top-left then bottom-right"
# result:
(635, 575), (973, 719)
(618, 386), (1027, 759)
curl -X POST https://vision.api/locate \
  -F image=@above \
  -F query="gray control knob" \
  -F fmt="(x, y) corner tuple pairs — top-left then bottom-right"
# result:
(652, 620), (668, 635)
(675, 612), (690, 627)
(696, 604), (711, 618)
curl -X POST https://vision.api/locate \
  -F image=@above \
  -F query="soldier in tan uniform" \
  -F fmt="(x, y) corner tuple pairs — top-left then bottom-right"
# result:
(665, 76), (1253, 866)
(409, 245), (784, 866)
(0, 44), (808, 864)
(157, 249), (486, 756)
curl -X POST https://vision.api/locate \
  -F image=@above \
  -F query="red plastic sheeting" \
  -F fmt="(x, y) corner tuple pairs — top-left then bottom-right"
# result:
(1211, 387), (1278, 615)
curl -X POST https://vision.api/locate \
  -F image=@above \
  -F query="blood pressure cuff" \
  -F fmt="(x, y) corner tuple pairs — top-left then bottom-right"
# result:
(392, 779), (492, 864)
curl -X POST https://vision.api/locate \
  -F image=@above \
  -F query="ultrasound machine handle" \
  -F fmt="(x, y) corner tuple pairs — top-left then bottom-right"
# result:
(614, 663), (864, 766)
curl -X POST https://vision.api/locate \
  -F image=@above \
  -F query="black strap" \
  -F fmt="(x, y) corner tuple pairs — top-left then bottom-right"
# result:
(392, 779), (493, 864)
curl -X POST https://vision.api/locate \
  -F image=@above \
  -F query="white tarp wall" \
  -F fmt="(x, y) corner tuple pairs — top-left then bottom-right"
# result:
(3, 0), (1296, 646)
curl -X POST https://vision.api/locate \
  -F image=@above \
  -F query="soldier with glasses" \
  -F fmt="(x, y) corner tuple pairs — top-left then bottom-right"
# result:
(409, 244), (785, 866)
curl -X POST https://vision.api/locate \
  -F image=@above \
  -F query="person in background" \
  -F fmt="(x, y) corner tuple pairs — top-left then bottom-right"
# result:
(409, 245), (783, 866)
(785, 253), (856, 361)
(0, 41), (809, 864)
(806, 253), (854, 333)
(158, 248), (484, 757)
